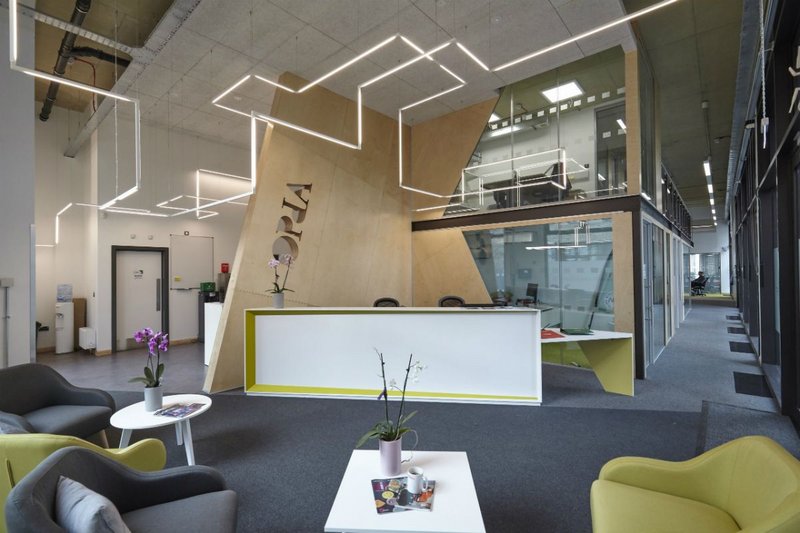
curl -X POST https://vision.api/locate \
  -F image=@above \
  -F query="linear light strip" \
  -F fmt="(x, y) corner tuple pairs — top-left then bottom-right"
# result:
(494, 0), (681, 71)
(455, 42), (490, 71)
(360, 41), (453, 89)
(212, 75), (252, 104)
(253, 75), (297, 93)
(252, 110), (360, 149)
(297, 35), (398, 93)
(400, 84), (465, 111)
(197, 168), (249, 180)
(171, 191), (254, 217)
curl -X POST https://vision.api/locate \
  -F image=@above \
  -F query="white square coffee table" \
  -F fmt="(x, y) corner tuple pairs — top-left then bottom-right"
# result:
(324, 450), (485, 533)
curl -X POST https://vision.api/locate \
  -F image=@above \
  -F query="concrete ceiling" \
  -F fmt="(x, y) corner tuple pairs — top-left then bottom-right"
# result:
(30, 0), (744, 230)
(34, 0), (639, 149)
(33, 0), (172, 112)
(623, 0), (744, 227)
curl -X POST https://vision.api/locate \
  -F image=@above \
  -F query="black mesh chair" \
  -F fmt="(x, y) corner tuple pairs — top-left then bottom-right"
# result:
(373, 297), (400, 307)
(438, 295), (465, 307)
(691, 277), (709, 296)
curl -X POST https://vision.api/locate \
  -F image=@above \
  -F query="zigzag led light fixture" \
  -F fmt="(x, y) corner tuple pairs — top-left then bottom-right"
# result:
(8, 0), (142, 210)
(212, 0), (681, 204)
(157, 169), (252, 218)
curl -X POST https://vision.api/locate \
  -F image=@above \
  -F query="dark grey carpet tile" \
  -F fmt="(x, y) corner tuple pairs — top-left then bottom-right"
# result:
(108, 392), (700, 533)
(700, 401), (798, 457)
(729, 341), (755, 354)
(727, 327), (746, 334)
(733, 372), (772, 398)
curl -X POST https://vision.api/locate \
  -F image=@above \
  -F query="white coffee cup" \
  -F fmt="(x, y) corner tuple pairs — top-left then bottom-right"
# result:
(406, 466), (429, 494)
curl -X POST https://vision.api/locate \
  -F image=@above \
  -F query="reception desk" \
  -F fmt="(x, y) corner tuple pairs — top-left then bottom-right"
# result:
(245, 307), (542, 405)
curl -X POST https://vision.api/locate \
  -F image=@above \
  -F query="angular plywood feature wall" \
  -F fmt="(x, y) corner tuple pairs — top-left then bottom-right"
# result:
(204, 74), (411, 392)
(412, 228), (492, 307)
(410, 99), (497, 221)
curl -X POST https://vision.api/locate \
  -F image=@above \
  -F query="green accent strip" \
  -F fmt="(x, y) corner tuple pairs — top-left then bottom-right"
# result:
(245, 311), (257, 390)
(244, 383), (537, 401)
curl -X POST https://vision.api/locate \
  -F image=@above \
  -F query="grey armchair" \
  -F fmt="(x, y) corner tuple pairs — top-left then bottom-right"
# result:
(5, 447), (238, 533)
(0, 364), (114, 441)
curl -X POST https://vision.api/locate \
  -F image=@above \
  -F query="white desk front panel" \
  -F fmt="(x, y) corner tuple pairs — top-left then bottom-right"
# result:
(245, 308), (541, 405)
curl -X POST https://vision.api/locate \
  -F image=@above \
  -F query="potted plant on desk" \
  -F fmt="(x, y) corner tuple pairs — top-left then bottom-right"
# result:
(357, 350), (425, 476)
(129, 328), (168, 412)
(268, 254), (294, 308)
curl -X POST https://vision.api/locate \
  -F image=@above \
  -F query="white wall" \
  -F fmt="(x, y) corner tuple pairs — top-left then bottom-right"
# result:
(691, 223), (730, 294)
(35, 109), (248, 353)
(0, 7), (35, 367)
(34, 107), (94, 349)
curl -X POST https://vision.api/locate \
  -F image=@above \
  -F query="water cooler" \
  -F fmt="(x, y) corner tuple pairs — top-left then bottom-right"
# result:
(54, 302), (74, 354)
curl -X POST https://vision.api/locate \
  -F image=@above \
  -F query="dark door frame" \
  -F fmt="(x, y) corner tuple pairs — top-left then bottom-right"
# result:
(111, 246), (169, 352)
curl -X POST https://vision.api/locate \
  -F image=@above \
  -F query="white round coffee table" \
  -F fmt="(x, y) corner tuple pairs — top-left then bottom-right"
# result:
(110, 393), (212, 465)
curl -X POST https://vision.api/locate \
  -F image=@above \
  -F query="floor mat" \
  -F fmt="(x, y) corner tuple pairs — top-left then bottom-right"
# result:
(727, 327), (746, 334)
(733, 371), (772, 397)
(729, 341), (754, 354)
(726, 314), (740, 320)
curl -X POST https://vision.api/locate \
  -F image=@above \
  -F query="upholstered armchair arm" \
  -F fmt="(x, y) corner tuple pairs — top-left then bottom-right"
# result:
(107, 438), (167, 472)
(599, 451), (732, 508)
(109, 466), (228, 512)
(48, 372), (115, 410)
(0, 411), (34, 432)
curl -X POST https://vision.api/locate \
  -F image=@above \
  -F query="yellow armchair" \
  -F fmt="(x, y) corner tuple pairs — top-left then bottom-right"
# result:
(591, 435), (800, 532)
(1, 433), (166, 533)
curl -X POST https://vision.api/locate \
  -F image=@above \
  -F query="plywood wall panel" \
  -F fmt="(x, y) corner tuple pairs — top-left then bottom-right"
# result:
(410, 99), (497, 220)
(412, 229), (491, 307)
(204, 74), (411, 392)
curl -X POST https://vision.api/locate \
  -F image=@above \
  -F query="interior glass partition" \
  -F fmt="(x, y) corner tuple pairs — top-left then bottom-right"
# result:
(446, 48), (626, 216)
(464, 218), (614, 367)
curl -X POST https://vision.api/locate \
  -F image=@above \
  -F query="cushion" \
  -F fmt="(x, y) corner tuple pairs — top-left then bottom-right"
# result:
(0, 421), (27, 434)
(55, 476), (131, 533)
(122, 490), (237, 533)
(25, 405), (112, 438)
(591, 479), (740, 533)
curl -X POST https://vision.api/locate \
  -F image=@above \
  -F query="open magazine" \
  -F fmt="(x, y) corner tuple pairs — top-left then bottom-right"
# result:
(153, 403), (204, 418)
(372, 477), (436, 514)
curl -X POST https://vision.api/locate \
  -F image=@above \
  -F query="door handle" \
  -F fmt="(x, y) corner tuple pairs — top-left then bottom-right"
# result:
(156, 279), (162, 312)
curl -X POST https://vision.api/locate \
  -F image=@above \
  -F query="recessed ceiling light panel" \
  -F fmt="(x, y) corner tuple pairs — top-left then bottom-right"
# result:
(541, 81), (583, 104)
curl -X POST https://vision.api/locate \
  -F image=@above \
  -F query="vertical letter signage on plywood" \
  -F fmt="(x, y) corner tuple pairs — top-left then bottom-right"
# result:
(273, 183), (312, 258)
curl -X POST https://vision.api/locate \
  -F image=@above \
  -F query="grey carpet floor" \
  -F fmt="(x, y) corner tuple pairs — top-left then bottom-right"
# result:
(108, 391), (700, 533)
(699, 401), (800, 457)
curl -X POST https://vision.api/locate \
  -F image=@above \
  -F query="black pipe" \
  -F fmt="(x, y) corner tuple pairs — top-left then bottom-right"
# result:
(67, 47), (131, 68)
(39, 0), (92, 122)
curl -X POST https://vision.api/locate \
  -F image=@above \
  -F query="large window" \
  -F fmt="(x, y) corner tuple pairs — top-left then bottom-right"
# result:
(463, 218), (614, 332)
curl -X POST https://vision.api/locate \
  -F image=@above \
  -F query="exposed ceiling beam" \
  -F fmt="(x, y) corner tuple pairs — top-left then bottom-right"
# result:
(62, 0), (202, 158)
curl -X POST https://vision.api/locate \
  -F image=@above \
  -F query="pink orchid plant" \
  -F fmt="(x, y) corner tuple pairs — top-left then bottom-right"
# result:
(129, 328), (168, 388)
(268, 254), (294, 294)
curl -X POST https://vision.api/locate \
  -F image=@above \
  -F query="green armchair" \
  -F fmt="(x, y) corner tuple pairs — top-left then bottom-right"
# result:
(590, 435), (800, 532)
(1, 433), (166, 533)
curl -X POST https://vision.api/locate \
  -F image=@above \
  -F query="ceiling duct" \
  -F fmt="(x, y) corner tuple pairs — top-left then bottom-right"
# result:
(38, 0), (92, 122)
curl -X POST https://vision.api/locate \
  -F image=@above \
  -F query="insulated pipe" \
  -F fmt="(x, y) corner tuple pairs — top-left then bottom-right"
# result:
(68, 47), (131, 68)
(39, 0), (92, 122)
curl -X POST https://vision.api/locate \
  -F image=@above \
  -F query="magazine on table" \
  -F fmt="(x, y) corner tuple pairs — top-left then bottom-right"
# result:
(371, 477), (436, 514)
(153, 403), (204, 418)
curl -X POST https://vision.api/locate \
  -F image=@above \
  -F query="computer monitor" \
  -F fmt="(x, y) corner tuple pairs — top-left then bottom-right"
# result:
(526, 283), (538, 303)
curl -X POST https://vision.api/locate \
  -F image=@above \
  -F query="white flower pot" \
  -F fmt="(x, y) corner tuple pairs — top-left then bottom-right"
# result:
(379, 437), (402, 477)
(144, 385), (163, 412)
(273, 292), (285, 309)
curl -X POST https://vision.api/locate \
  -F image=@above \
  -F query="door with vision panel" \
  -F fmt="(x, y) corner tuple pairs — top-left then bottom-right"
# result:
(116, 250), (163, 351)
